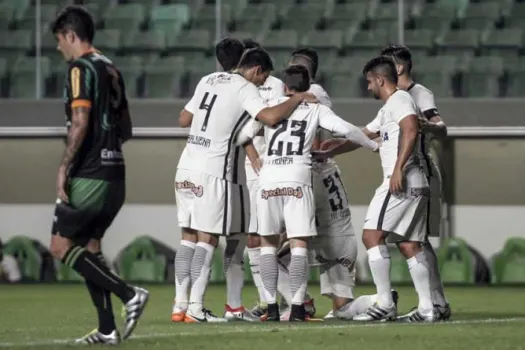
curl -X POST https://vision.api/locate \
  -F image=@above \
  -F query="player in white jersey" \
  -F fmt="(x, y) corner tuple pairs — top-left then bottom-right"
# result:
(173, 45), (318, 323)
(345, 56), (437, 322)
(380, 45), (450, 321)
(253, 65), (379, 321)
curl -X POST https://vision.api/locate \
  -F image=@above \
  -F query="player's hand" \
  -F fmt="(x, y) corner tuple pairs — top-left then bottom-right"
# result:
(300, 92), (318, 104)
(389, 167), (404, 195)
(251, 157), (263, 175)
(373, 137), (382, 152)
(418, 117), (431, 130)
(56, 167), (69, 203)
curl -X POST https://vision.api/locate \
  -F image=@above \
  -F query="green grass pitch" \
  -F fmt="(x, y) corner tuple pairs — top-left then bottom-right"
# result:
(1, 284), (525, 349)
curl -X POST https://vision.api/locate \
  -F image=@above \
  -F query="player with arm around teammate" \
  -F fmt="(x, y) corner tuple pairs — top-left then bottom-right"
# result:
(380, 45), (450, 321)
(172, 47), (317, 323)
(254, 65), (379, 321)
(351, 56), (436, 322)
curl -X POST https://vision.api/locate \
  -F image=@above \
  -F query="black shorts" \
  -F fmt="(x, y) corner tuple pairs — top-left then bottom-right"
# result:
(51, 178), (125, 245)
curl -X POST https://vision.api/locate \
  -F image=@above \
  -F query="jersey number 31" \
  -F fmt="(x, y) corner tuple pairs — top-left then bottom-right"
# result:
(267, 120), (307, 157)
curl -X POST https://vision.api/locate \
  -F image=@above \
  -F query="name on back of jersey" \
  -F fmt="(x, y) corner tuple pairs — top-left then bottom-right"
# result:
(187, 134), (211, 148)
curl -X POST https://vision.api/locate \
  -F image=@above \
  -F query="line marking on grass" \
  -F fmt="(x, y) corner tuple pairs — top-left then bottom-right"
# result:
(1, 317), (524, 347)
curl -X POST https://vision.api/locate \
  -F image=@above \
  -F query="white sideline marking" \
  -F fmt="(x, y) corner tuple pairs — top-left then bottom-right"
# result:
(0, 317), (524, 347)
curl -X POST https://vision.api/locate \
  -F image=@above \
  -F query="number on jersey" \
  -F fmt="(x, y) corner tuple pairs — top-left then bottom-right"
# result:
(199, 92), (217, 132)
(323, 172), (344, 212)
(267, 120), (307, 156)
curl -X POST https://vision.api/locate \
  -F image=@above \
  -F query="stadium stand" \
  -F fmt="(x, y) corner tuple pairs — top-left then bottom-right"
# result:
(0, 0), (522, 98)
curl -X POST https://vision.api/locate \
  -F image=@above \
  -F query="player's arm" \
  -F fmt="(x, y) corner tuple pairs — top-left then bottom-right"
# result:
(60, 63), (93, 172)
(318, 106), (379, 151)
(239, 83), (316, 126)
(417, 89), (447, 138)
(179, 80), (202, 127)
(179, 109), (193, 127)
(395, 115), (419, 171)
(243, 141), (262, 175)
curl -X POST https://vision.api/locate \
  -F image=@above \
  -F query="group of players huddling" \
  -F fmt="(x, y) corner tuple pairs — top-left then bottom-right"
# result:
(49, 4), (451, 346)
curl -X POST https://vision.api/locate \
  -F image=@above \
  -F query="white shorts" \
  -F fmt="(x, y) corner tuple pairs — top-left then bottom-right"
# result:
(364, 171), (430, 242)
(428, 162), (442, 237)
(175, 169), (249, 235)
(247, 179), (259, 234)
(311, 234), (357, 299)
(257, 182), (317, 239)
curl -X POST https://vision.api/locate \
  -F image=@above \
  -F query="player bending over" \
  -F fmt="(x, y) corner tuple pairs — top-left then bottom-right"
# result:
(49, 6), (147, 345)
(380, 45), (450, 322)
(252, 65), (379, 321)
(173, 47), (317, 323)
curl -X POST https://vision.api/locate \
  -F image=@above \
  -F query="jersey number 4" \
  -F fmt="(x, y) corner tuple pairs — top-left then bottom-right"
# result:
(199, 92), (217, 132)
(267, 120), (307, 156)
(323, 172), (344, 212)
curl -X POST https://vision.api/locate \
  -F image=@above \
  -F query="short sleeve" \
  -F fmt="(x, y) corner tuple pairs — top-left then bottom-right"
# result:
(366, 115), (381, 133)
(309, 84), (332, 108)
(414, 88), (437, 114)
(269, 78), (285, 100)
(391, 92), (417, 124)
(67, 61), (94, 109)
(184, 78), (203, 114)
(239, 82), (268, 119)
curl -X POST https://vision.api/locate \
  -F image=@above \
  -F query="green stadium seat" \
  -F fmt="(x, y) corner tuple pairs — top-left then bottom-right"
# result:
(149, 4), (190, 37)
(93, 29), (121, 57)
(104, 4), (145, 32)
(143, 67), (184, 98)
(223, 0), (248, 21)
(234, 4), (276, 33)
(211, 248), (224, 283)
(0, 57), (7, 78)
(329, 3), (368, 30)
(461, 56), (503, 97)
(437, 238), (475, 284)
(17, 4), (57, 30)
(279, 2), (333, 31)
(325, 72), (364, 98)
(301, 30), (343, 53)
(369, 2), (409, 30)
(83, 4), (101, 26)
(261, 30), (298, 51)
(481, 28), (522, 60)
(116, 236), (167, 282)
(0, 4), (15, 29)
(3, 236), (42, 281)
(345, 29), (389, 55)
(10, 56), (51, 98)
(461, 2), (501, 30)
(412, 2), (457, 31)
(267, 51), (292, 70)
(412, 56), (458, 97)
(168, 29), (211, 51)
(508, 2), (525, 21)
(122, 30), (166, 58)
(111, 55), (143, 71)
(437, 29), (480, 56)
(119, 67), (140, 98)
(493, 238), (525, 284)
(192, 4), (232, 34)
(145, 55), (185, 72)
(389, 29), (435, 56)
(226, 30), (259, 42)
(55, 260), (83, 282)
(504, 57), (525, 97)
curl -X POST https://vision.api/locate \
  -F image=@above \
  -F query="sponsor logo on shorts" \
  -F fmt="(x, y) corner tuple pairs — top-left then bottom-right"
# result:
(261, 186), (303, 200)
(315, 254), (355, 270)
(410, 187), (430, 198)
(331, 208), (350, 220)
(176, 180), (204, 197)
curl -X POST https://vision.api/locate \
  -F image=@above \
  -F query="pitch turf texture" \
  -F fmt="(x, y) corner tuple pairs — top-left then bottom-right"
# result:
(1, 285), (525, 349)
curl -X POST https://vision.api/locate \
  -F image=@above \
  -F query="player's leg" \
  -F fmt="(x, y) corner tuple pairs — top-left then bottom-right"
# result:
(247, 234), (267, 316)
(283, 184), (317, 322)
(50, 179), (148, 340)
(172, 169), (198, 321)
(353, 184), (397, 322)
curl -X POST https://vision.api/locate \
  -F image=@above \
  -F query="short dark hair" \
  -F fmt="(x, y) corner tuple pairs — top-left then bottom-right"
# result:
(51, 5), (95, 43)
(215, 38), (245, 71)
(380, 45), (412, 73)
(242, 39), (261, 50)
(282, 65), (310, 93)
(238, 48), (274, 73)
(291, 47), (319, 79)
(363, 56), (398, 85)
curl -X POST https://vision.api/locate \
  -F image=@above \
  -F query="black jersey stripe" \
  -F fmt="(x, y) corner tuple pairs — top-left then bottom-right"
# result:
(223, 111), (250, 181)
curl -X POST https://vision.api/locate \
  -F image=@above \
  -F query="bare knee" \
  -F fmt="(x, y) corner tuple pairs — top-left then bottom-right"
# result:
(49, 234), (73, 260)
(289, 237), (308, 249)
(197, 231), (219, 247)
(85, 239), (101, 254)
(182, 228), (198, 243)
(261, 235), (280, 248)
(362, 229), (386, 249)
(397, 241), (422, 259)
(247, 234), (261, 249)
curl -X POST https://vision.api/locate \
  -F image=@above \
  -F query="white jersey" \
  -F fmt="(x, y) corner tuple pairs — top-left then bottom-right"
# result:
(260, 97), (377, 186)
(309, 83), (332, 108)
(177, 72), (267, 184)
(366, 90), (425, 178)
(245, 75), (285, 181)
(407, 82), (441, 178)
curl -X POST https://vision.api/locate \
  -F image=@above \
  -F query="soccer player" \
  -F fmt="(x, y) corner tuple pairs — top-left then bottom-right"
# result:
(255, 65), (379, 321)
(173, 47), (317, 323)
(380, 45), (450, 321)
(350, 56), (435, 322)
(48, 6), (148, 344)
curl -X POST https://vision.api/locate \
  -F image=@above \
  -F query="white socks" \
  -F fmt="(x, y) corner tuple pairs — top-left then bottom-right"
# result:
(407, 251), (434, 312)
(247, 247), (267, 305)
(367, 245), (394, 307)
(189, 242), (215, 314)
(174, 240), (196, 309)
(259, 246), (278, 304)
(423, 241), (448, 307)
(224, 237), (247, 309)
(289, 247), (308, 305)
